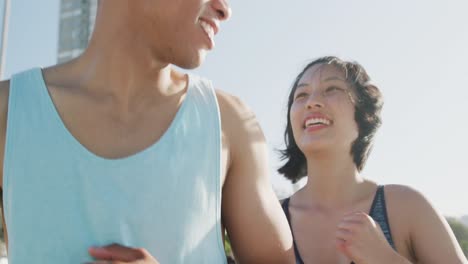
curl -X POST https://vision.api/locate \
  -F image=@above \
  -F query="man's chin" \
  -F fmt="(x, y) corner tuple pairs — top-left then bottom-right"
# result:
(174, 52), (207, 70)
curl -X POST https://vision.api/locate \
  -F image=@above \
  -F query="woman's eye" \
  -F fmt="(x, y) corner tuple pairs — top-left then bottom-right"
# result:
(325, 86), (344, 95)
(295, 93), (307, 100)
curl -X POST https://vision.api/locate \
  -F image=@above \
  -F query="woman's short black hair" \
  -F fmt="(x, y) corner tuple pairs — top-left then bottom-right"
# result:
(278, 56), (384, 183)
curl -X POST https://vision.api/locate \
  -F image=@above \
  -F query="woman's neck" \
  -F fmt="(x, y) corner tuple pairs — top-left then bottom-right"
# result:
(293, 152), (372, 210)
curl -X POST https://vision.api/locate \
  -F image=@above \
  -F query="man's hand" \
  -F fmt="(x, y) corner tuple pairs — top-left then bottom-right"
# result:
(87, 244), (160, 264)
(335, 212), (406, 264)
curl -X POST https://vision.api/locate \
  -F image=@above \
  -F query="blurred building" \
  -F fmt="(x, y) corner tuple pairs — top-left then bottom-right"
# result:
(57, 0), (97, 63)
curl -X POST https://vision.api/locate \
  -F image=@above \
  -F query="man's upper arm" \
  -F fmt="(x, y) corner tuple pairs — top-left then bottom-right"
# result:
(217, 91), (294, 264)
(0, 80), (9, 190)
(0, 80), (10, 246)
(398, 186), (467, 263)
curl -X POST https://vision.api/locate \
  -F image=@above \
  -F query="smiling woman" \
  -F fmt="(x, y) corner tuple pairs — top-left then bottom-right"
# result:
(278, 56), (467, 264)
(279, 56), (383, 182)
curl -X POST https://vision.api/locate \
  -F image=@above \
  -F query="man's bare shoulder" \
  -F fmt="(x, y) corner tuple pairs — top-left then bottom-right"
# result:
(214, 89), (265, 156)
(215, 89), (255, 121)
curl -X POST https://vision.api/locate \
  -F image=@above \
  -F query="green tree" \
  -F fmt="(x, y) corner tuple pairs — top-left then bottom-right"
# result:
(224, 233), (236, 263)
(224, 234), (233, 257)
(0, 207), (3, 242)
(447, 217), (468, 258)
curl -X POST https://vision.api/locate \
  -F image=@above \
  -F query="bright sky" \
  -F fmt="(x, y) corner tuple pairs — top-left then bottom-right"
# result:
(2, 0), (468, 217)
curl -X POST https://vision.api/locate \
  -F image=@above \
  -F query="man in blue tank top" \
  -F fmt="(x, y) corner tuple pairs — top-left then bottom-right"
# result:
(0, 0), (294, 263)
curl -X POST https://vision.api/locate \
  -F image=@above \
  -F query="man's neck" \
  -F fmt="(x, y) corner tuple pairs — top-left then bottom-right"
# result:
(45, 27), (188, 116)
(57, 2), (189, 108)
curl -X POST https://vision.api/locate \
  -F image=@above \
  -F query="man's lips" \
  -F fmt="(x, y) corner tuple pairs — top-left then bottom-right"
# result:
(199, 17), (219, 35)
(198, 18), (219, 48)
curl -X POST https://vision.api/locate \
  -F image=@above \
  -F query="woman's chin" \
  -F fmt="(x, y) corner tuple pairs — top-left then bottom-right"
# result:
(299, 142), (331, 156)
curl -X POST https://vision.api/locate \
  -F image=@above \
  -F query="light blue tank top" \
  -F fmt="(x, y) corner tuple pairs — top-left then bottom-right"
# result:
(3, 68), (227, 264)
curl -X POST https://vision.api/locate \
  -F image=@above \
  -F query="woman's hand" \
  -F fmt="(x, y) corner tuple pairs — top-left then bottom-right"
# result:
(335, 212), (409, 264)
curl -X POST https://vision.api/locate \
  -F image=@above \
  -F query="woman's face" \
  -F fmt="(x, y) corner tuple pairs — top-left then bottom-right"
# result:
(290, 63), (359, 156)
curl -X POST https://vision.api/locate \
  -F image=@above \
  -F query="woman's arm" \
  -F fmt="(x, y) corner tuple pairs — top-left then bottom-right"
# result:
(393, 185), (467, 264)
